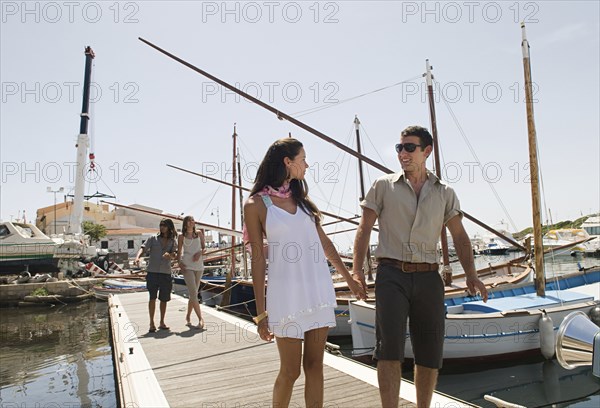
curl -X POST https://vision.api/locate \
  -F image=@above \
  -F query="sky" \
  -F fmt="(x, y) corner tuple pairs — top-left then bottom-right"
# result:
(1, 1), (599, 250)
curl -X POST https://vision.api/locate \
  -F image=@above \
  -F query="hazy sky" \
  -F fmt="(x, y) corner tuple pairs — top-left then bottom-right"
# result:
(1, 1), (599, 249)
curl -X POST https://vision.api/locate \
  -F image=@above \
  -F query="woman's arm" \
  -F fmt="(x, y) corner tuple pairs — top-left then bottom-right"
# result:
(352, 207), (377, 291)
(199, 229), (206, 254)
(243, 197), (273, 341)
(316, 224), (367, 300)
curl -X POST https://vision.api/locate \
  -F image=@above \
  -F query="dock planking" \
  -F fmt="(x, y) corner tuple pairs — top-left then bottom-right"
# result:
(109, 291), (471, 407)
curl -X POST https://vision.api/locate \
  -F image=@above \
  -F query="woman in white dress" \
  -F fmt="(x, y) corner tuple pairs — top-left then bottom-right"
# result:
(243, 138), (367, 408)
(177, 215), (205, 329)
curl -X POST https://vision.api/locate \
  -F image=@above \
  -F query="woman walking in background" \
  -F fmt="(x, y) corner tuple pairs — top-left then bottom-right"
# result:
(177, 215), (206, 329)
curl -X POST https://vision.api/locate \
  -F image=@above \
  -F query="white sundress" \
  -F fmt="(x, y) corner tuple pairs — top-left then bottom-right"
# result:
(262, 195), (337, 339)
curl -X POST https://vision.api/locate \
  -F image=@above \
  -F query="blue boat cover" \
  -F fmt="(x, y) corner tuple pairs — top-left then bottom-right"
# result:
(460, 290), (594, 313)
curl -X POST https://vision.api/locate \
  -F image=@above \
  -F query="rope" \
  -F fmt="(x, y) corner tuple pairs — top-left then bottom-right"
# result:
(200, 278), (244, 303)
(438, 84), (519, 233)
(290, 75), (422, 118)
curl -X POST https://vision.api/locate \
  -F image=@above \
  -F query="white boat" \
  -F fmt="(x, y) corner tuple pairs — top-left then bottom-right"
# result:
(581, 216), (600, 257)
(543, 229), (591, 254)
(92, 278), (147, 300)
(0, 221), (59, 273)
(349, 268), (600, 360)
(479, 238), (511, 255)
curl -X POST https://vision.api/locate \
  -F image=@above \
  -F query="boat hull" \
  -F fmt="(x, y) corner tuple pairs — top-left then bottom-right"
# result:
(349, 270), (600, 361)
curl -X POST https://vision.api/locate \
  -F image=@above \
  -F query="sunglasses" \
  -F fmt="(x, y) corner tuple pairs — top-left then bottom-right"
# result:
(395, 143), (423, 153)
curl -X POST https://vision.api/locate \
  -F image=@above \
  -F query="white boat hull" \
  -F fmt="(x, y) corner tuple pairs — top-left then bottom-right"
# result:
(349, 282), (600, 361)
(0, 222), (58, 272)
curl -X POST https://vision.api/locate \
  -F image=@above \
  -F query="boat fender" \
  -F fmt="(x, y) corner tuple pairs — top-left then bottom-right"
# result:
(16, 271), (31, 284)
(589, 305), (600, 327)
(539, 310), (555, 359)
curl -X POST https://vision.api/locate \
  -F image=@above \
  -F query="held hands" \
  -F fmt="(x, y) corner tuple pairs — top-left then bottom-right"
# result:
(162, 252), (171, 260)
(192, 252), (201, 262)
(466, 276), (489, 302)
(348, 273), (368, 300)
(256, 319), (274, 342)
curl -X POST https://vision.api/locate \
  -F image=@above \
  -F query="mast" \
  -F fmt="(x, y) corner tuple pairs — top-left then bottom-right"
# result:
(354, 116), (373, 281)
(69, 46), (95, 235)
(237, 144), (249, 278)
(521, 23), (545, 296)
(425, 60), (452, 285)
(222, 124), (238, 306)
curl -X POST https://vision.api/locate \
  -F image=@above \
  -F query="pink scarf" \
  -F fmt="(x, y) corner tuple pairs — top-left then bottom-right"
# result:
(260, 183), (291, 199)
(242, 182), (291, 244)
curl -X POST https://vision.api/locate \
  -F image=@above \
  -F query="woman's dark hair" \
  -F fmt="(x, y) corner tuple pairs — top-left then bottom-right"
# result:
(250, 138), (321, 223)
(159, 218), (177, 240)
(181, 215), (197, 238)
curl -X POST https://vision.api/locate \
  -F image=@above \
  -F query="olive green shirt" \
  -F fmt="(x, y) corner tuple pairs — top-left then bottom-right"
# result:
(361, 170), (461, 264)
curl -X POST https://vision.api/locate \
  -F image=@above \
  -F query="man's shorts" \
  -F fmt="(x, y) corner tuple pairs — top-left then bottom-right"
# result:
(146, 272), (173, 302)
(374, 262), (445, 369)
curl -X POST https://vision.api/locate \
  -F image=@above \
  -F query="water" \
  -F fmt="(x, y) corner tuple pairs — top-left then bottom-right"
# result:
(433, 358), (600, 408)
(0, 300), (116, 407)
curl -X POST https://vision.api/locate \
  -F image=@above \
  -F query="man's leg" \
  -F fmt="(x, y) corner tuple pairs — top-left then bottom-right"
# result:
(410, 271), (445, 408)
(377, 360), (401, 408)
(374, 264), (410, 408)
(414, 365), (438, 408)
(159, 301), (168, 328)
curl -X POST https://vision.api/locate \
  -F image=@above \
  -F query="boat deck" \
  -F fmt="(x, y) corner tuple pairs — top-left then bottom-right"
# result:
(109, 292), (471, 407)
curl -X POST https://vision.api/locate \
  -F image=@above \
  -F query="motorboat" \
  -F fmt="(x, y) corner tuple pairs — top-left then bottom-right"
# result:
(0, 221), (59, 273)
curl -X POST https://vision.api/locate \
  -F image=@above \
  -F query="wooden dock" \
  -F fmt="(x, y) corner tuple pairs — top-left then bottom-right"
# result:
(109, 292), (472, 407)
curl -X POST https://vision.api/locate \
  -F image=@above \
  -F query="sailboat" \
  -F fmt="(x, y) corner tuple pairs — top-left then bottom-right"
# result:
(348, 25), (600, 361)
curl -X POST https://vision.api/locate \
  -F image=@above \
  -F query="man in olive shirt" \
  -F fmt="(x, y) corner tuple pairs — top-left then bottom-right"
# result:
(352, 126), (488, 408)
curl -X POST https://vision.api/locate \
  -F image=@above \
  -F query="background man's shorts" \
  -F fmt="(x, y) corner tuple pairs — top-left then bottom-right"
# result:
(374, 263), (445, 369)
(146, 272), (173, 302)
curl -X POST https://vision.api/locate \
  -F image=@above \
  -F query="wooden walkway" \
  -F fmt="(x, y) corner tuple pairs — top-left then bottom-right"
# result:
(109, 292), (472, 407)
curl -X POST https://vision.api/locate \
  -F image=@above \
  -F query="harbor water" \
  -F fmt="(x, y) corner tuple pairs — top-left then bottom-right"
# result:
(0, 300), (116, 407)
(0, 253), (598, 407)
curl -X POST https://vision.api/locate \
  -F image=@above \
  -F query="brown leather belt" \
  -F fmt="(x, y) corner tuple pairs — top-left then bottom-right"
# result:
(377, 258), (439, 273)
